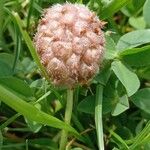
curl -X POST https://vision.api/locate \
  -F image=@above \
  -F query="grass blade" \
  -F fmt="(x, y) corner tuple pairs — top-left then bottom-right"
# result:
(109, 129), (129, 149)
(4, 8), (49, 82)
(0, 113), (21, 130)
(13, 12), (50, 81)
(129, 121), (150, 150)
(0, 84), (78, 136)
(100, 0), (131, 19)
(26, 0), (34, 30)
(13, 24), (21, 71)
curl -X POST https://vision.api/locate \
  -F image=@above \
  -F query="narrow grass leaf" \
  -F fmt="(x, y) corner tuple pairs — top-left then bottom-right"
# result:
(3, 8), (50, 82)
(0, 84), (78, 136)
(0, 77), (34, 101)
(129, 121), (150, 150)
(13, 12), (50, 82)
(13, 24), (21, 71)
(100, 0), (131, 19)
(33, 2), (43, 13)
(0, 113), (20, 130)
(27, 0), (34, 30)
(109, 129), (129, 149)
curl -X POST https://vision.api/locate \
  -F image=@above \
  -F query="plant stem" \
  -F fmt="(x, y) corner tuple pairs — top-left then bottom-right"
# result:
(95, 84), (104, 150)
(59, 89), (74, 150)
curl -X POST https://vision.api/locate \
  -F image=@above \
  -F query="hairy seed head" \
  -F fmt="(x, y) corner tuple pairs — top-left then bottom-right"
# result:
(34, 3), (105, 88)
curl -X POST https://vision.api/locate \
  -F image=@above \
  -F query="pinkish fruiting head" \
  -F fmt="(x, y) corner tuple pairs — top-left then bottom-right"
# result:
(34, 3), (105, 88)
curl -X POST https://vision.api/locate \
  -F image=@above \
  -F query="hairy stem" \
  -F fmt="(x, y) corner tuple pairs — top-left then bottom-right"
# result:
(95, 84), (104, 150)
(59, 89), (74, 150)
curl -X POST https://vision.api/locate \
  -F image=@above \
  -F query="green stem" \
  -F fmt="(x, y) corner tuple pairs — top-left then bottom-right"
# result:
(59, 89), (74, 150)
(95, 84), (104, 150)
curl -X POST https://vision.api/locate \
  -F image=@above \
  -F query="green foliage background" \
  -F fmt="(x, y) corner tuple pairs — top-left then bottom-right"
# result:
(0, 0), (150, 149)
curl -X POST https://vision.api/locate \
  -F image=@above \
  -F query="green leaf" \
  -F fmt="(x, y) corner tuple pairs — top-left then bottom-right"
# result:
(0, 53), (22, 71)
(116, 29), (150, 51)
(103, 81), (118, 114)
(129, 17), (146, 29)
(111, 60), (140, 96)
(77, 96), (95, 114)
(143, 0), (150, 26)
(0, 77), (34, 101)
(103, 97), (114, 114)
(112, 94), (129, 116)
(138, 67), (150, 80)
(100, 0), (131, 19)
(104, 35), (117, 59)
(0, 84), (78, 136)
(131, 88), (150, 114)
(25, 118), (42, 133)
(121, 0), (146, 17)
(25, 104), (43, 133)
(0, 61), (13, 77)
(0, 130), (3, 150)
(132, 0), (146, 10)
(119, 45), (150, 67)
(94, 62), (111, 85)
(21, 57), (37, 74)
(77, 95), (115, 115)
